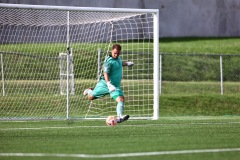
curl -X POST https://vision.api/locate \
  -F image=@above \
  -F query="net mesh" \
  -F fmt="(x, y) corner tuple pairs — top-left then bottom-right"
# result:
(0, 6), (155, 120)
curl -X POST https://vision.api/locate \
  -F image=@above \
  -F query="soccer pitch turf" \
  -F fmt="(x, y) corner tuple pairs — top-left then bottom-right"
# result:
(0, 116), (240, 160)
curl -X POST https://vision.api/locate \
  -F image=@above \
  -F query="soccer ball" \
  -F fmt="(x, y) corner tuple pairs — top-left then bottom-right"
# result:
(106, 116), (117, 126)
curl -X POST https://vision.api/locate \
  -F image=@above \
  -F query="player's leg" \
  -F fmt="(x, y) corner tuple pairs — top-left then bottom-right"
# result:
(83, 88), (95, 100)
(83, 88), (93, 96)
(83, 79), (109, 100)
(111, 88), (130, 123)
(115, 96), (130, 123)
(116, 96), (124, 117)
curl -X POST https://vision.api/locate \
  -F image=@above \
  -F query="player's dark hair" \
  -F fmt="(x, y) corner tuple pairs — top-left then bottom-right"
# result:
(112, 44), (121, 51)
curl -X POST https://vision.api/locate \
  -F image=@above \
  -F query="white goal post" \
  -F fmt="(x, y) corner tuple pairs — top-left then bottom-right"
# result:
(59, 51), (75, 95)
(0, 3), (159, 120)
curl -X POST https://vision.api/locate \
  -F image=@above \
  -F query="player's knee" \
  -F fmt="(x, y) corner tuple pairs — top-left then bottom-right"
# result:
(88, 94), (94, 100)
(116, 96), (124, 102)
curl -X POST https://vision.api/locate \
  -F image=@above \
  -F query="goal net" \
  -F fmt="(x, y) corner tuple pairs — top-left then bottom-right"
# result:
(0, 4), (159, 120)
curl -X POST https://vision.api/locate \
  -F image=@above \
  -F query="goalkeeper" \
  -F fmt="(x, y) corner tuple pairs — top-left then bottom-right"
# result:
(83, 44), (134, 123)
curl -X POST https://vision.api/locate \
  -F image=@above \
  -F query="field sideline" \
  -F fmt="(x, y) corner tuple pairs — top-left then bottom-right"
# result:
(0, 116), (240, 160)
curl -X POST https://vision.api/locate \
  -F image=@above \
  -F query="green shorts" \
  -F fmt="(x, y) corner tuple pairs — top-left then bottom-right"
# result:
(91, 79), (124, 100)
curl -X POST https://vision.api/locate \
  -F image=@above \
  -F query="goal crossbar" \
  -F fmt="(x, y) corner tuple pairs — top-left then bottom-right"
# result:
(0, 3), (158, 14)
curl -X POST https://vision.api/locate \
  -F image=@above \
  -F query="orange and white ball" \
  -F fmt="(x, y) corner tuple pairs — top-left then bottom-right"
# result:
(106, 116), (117, 126)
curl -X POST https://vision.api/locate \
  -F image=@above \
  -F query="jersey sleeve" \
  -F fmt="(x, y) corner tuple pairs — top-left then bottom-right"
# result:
(103, 58), (111, 74)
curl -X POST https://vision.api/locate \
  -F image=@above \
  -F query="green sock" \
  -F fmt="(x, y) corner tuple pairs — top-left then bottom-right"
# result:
(116, 102), (124, 117)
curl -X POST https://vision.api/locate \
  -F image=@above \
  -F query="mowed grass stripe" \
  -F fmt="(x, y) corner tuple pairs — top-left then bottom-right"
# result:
(1, 121), (240, 131)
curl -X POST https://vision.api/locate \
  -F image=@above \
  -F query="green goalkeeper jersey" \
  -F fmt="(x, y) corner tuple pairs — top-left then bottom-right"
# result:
(103, 55), (122, 87)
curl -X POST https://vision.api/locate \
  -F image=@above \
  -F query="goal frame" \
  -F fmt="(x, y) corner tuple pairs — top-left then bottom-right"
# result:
(0, 3), (159, 120)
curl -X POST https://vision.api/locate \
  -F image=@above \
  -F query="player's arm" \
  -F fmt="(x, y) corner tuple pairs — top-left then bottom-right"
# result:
(103, 61), (116, 92)
(104, 72), (110, 83)
(103, 61), (111, 83)
(122, 61), (134, 67)
(104, 72), (116, 92)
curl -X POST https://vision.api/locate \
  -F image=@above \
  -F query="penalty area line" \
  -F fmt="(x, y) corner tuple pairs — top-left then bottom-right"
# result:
(0, 148), (240, 158)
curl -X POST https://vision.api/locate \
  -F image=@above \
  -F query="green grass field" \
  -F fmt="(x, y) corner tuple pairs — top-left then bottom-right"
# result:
(1, 38), (240, 159)
(160, 37), (240, 54)
(0, 116), (240, 160)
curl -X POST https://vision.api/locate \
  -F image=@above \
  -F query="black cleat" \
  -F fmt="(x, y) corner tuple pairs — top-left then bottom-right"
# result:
(117, 115), (130, 123)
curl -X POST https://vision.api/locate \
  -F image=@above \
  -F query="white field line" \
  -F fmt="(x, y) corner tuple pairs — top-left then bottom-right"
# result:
(1, 121), (240, 131)
(0, 148), (240, 158)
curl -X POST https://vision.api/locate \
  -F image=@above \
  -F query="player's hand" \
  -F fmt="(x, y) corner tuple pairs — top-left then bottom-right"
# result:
(107, 82), (116, 93)
(126, 62), (134, 67)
